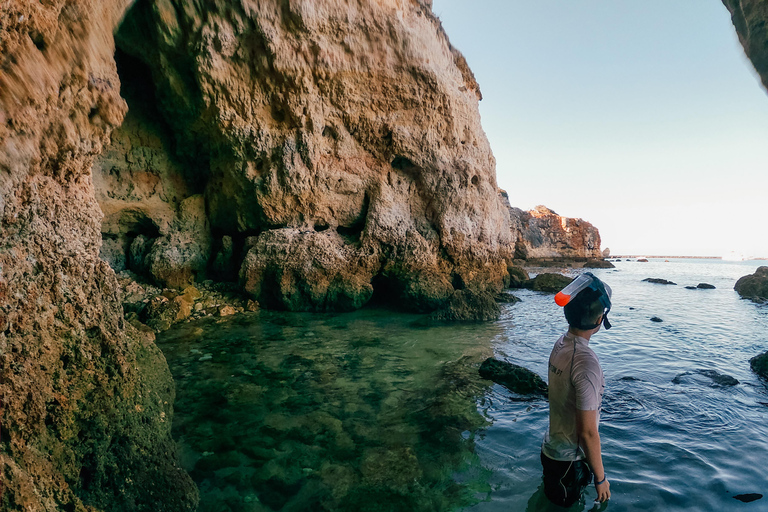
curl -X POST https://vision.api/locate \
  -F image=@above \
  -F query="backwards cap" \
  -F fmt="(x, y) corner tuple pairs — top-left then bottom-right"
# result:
(555, 272), (612, 330)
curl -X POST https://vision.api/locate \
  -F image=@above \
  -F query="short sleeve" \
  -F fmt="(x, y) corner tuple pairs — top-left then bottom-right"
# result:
(572, 356), (603, 411)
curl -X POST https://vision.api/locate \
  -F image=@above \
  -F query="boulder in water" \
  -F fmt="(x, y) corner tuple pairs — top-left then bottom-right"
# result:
(750, 351), (768, 380)
(478, 358), (548, 397)
(650, 317), (663, 322)
(584, 259), (615, 269)
(507, 265), (530, 289)
(523, 273), (573, 293)
(643, 278), (677, 285)
(697, 283), (716, 289)
(734, 267), (768, 302)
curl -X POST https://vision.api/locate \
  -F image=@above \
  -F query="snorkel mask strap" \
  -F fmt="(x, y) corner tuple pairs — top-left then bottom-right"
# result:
(602, 312), (611, 330)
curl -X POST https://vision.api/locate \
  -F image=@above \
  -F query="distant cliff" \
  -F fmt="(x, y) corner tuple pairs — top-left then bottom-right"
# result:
(500, 192), (602, 261)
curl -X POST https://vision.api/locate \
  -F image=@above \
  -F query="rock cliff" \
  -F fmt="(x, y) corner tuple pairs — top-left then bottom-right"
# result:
(501, 192), (602, 261)
(95, 0), (512, 312)
(0, 1), (184, 510)
(1, 0), (513, 507)
(722, 0), (768, 91)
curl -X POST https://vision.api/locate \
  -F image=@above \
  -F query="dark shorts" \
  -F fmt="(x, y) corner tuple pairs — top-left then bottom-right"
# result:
(540, 452), (593, 507)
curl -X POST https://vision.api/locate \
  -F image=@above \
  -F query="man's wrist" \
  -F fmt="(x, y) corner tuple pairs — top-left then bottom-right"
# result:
(594, 474), (607, 485)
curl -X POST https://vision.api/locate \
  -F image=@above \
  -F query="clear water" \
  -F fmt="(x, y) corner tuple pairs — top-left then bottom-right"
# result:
(156, 259), (768, 511)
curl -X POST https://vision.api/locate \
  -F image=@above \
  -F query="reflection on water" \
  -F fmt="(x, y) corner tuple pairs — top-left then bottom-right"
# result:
(157, 260), (768, 512)
(156, 309), (501, 512)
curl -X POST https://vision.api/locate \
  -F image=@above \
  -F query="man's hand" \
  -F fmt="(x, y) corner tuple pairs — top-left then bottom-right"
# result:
(595, 478), (610, 502)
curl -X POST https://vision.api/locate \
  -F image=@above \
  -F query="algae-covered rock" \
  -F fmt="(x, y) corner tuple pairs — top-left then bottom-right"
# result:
(507, 264), (530, 288)
(734, 267), (768, 302)
(478, 358), (548, 397)
(523, 273), (573, 293)
(429, 289), (501, 322)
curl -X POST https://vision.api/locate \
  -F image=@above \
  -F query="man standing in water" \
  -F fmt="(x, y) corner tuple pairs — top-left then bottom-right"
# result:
(541, 273), (612, 507)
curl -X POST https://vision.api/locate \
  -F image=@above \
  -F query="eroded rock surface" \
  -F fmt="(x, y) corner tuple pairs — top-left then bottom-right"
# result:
(0, 1), (196, 510)
(94, 0), (512, 311)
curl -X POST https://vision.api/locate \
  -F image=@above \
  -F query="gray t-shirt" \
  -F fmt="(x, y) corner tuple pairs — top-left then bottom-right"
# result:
(541, 331), (605, 461)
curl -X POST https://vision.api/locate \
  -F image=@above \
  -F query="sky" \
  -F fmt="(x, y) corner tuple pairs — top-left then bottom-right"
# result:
(432, 0), (768, 257)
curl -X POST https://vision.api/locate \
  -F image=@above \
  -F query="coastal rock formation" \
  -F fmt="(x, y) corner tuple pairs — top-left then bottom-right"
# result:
(0, 1), (196, 510)
(734, 266), (768, 302)
(722, 0), (768, 91)
(93, 0), (512, 311)
(1, 0), (516, 507)
(502, 195), (602, 261)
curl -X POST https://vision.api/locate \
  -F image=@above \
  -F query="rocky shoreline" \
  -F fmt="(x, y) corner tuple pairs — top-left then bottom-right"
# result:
(2, 0), (767, 509)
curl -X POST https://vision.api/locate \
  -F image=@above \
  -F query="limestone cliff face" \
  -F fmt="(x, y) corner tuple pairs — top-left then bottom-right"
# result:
(722, 0), (768, 92)
(501, 193), (602, 260)
(0, 1), (196, 510)
(102, 0), (511, 311)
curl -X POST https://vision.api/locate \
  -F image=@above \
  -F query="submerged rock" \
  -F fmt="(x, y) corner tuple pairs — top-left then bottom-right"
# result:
(643, 278), (677, 285)
(750, 351), (768, 380)
(672, 369), (739, 387)
(523, 273), (573, 293)
(733, 493), (764, 503)
(478, 358), (548, 397)
(430, 289), (501, 322)
(650, 317), (663, 322)
(734, 267), (768, 302)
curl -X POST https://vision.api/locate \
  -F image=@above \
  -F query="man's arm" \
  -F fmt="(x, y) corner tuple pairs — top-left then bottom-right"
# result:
(575, 408), (611, 503)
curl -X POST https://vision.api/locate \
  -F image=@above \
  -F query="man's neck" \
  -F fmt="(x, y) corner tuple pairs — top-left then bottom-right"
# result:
(568, 326), (596, 341)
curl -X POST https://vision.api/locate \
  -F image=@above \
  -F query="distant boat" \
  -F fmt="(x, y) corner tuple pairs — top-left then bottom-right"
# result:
(722, 251), (749, 261)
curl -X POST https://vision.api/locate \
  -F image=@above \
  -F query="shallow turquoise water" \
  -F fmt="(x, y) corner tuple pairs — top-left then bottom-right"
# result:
(157, 309), (501, 511)
(156, 259), (768, 511)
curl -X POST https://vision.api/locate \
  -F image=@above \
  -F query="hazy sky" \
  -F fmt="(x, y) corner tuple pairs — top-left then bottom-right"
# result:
(432, 0), (768, 257)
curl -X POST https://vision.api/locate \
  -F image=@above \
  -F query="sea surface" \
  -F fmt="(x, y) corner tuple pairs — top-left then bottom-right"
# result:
(155, 259), (768, 512)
